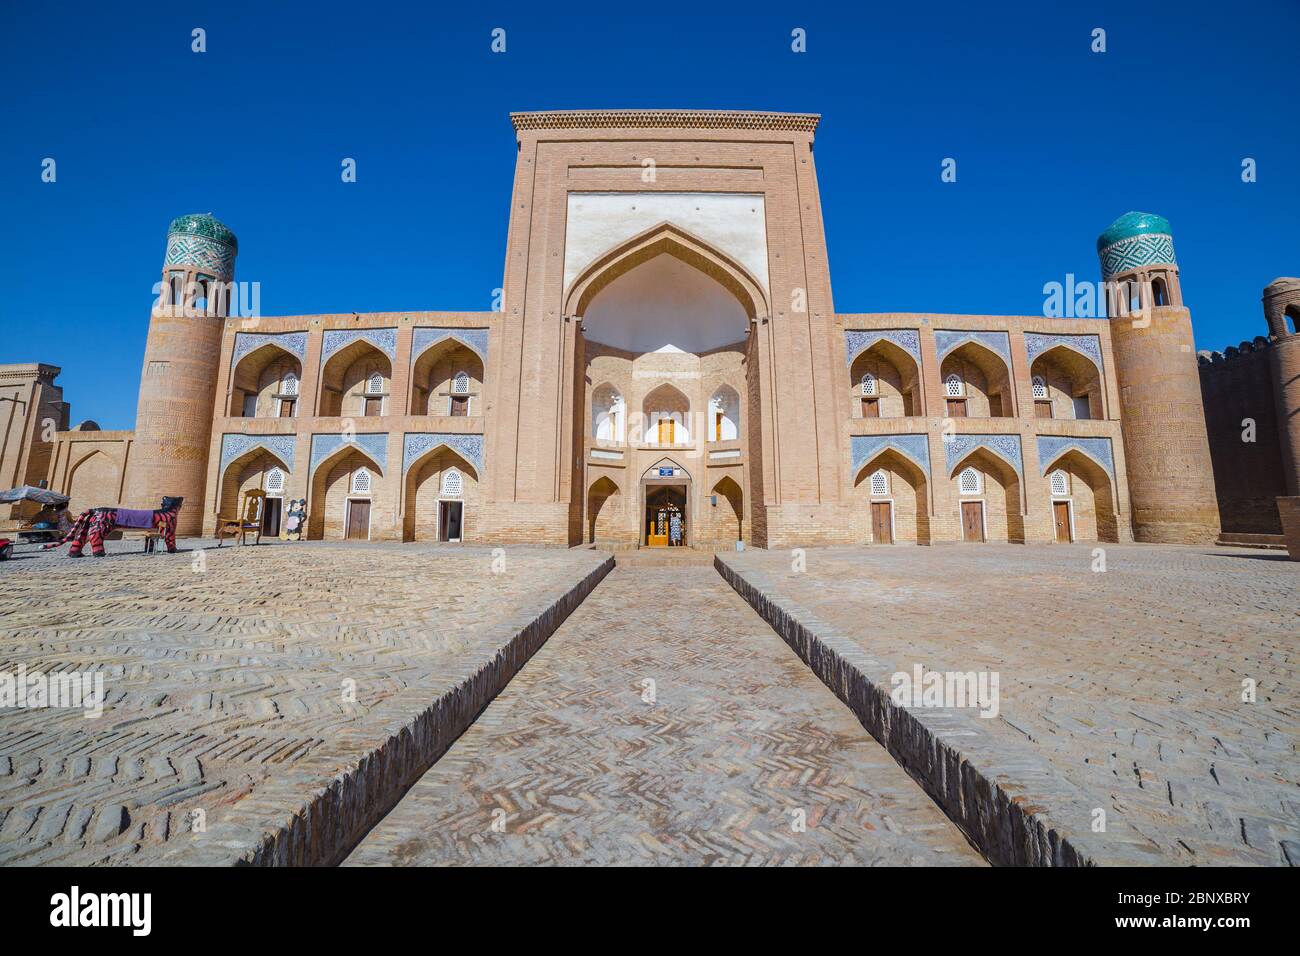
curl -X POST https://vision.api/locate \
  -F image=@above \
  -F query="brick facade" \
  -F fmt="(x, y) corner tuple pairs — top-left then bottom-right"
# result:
(23, 109), (1269, 551)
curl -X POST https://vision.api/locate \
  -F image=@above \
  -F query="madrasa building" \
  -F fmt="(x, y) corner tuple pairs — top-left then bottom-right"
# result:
(13, 110), (1300, 551)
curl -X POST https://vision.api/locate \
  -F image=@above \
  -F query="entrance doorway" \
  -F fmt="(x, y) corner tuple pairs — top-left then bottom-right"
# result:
(262, 497), (282, 537)
(645, 485), (687, 547)
(346, 499), (371, 540)
(439, 501), (463, 542)
(961, 501), (985, 542)
(871, 501), (893, 544)
(1053, 500), (1073, 542)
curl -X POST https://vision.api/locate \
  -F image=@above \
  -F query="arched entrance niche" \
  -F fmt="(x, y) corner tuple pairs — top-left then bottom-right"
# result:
(852, 449), (929, 544)
(1030, 345), (1103, 421)
(949, 448), (1023, 542)
(409, 338), (484, 417)
(940, 342), (1013, 419)
(229, 343), (302, 418)
(707, 475), (744, 547)
(586, 476), (622, 543)
(403, 444), (479, 542)
(566, 221), (768, 332)
(65, 450), (119, 516)
(307, 444), (386, 540)
(1041, 449), (1119, 543)
(218, 445), (292, 527)
(850, 340), (921, 418)
(640, 458), (692, 547)
(318, 339), (392, 418)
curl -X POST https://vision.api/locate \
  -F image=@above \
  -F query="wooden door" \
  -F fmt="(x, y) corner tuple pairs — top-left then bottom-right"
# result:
(1035, 401), (1053, 419)
(871, 501), (893, 544)
(346, 499), (370, 539)
(861, 398), (880, 418)
(450, 396), (469, 417)
(961, 501), (984, 542)
(658, 418), (673, 445)
(279, 399), (295, 418)
(1053, 500), (1072, 542)
(364, 396), (382, 417)
(715, 411), (723, 441)
(947, 399), (967, 417)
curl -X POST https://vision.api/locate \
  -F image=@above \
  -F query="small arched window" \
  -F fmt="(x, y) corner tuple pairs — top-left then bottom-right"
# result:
(944, 373), (964, 398)
(1152, 277), (1169, 307)
(265, 468), (285, 495)
(861, 372), (877, 396)
(958, 466), (982, 495)
(1128, 281), (1143, 314)
(452, 371), (470, 395)
(441, 468), (462, 497)
(351, 468), (371, 494)
(282, 372), (298, 396)
(1050, 470), (1070, 496)
(366, 371), (383, 395)
(870, 469), (889, 497)
(1031, 375), (1048, 399)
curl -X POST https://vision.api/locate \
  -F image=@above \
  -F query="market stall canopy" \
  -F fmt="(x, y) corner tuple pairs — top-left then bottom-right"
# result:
(0, 486), (70, 506)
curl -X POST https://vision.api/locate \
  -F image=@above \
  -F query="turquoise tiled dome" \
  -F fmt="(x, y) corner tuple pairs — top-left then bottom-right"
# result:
(167, 213), (238, 252)
(1096, 211), (1171, 253)
(1096, 211), (1176, 278)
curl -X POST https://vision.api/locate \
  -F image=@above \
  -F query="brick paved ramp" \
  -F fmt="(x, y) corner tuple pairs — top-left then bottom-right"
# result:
(345, 566), (983, 865)
(717, 544), (1299, 866)
(0, 542), (609, 865)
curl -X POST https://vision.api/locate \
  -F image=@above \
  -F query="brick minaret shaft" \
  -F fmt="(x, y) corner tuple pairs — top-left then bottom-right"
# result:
(1098, 212), (1220, 544)
(1263, 278), (1300, 495)
(124, 215), (237, 537)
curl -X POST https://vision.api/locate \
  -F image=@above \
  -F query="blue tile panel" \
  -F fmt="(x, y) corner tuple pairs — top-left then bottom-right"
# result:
(1024, 332), (1102, 370)
(412, 327), (490, 363)
(309, 433), (388, 476)
(943, 433), (1023, 477)
(843, 329), (921, 367)
(1036, 435), (1115, 483)
(850, 434), (931, 478)
(402, 433), (484, 474)
(321, 328), (398, 361)
(232, 331), (308, 365)
(934, 330), (1012, 364)
(219, 433), (297, 473)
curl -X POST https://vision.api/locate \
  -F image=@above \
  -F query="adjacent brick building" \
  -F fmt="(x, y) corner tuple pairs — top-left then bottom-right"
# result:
(25, 109), (1281, 550)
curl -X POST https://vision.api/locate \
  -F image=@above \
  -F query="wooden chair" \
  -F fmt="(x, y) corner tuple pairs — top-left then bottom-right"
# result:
(217, 489), (266, 547)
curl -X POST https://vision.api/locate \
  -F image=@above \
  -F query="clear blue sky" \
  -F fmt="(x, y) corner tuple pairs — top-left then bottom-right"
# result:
(1, 1), (1296, 429)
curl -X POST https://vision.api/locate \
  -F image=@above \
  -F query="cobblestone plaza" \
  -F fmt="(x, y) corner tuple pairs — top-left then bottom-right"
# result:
(0, 539), (1293, 866)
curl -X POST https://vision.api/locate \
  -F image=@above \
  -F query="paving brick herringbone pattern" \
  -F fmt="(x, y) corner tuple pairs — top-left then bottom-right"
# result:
(345, 565), (984, 866)
(0, 541), (607, 865)
(721, 544), (1300, 866)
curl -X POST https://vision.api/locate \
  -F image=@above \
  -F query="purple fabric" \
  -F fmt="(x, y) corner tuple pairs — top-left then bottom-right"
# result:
(114, 508), (156, 529)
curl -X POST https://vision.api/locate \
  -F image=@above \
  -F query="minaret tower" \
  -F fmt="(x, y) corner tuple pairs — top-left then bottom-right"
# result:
(1098, 211), (1220, 543)
(124, 214), (238, 536)
(1262, 277), (1300, 495)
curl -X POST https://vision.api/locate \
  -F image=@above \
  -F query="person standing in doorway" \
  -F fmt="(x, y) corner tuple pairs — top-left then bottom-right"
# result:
(669, 509), (682, 547)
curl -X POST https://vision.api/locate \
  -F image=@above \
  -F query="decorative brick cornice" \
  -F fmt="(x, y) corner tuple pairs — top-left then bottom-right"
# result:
(510, 109), (820, 133)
